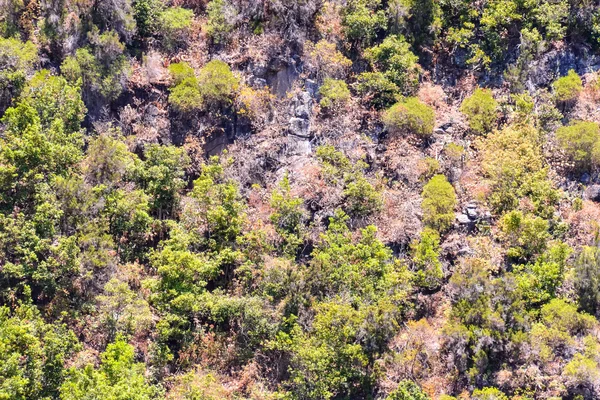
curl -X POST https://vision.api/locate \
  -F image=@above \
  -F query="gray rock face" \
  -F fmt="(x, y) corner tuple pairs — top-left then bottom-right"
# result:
(456, 201), (491, 231)
(305, 79), (319, 98)
(289, 117), (310, 138)
(287, 91), (313, 155)
(585, 185), (600, 202)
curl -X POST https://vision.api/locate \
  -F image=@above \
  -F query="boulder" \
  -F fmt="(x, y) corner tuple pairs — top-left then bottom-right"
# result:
(585, 185), (600, 202)
(289, 117), (310, 138)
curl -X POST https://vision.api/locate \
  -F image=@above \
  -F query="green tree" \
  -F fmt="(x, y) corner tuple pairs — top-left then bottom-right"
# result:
(412, 228), (444, 290)
(61, 30), (130, 104)
(575, 246), (600, 316)
(0, 300), (79, 400)
(384, 98), (436, 138)
(270, 174), (306, 256)
(556, 121), (600, 171)
(460, 88), (498, 135)
(319, 78), (351, 110)
(364, 34), (420, 94)
(206, 0), (235, 44)
(0, 37), (38, 112)
(341, 0), (387, 47)
(60, 337), (162, 400)
(471, 387), (508, 400)
(499, 210), (550, 262)
(386, 380), (431, 400)
(552, 69), (583, 103)
(158, 7), (195, 50)
(197, 60), (239, 106)
(184, 156), (246, 251)
(421, 174), (457, 232)
(356, 72), (400, 109)
(135, 144), (190, 219)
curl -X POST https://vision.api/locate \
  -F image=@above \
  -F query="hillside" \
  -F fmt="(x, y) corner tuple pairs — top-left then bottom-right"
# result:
(2, 1), (600, 399)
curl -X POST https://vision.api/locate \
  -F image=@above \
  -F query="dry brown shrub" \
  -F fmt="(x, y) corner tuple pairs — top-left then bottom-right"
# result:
(376, 188), (421, 246)
(315, 1), (344, 42)
(566, 200), (600, 247)
(236, 84), (275, 130)
(378, 319), (451, 398)
(418, 82), (448, 112)
(572, 72), (600, 124)
(304, 39), (352, 80)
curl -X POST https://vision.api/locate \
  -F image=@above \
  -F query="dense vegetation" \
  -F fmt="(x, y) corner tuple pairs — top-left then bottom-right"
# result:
(3, 0), (600, 399)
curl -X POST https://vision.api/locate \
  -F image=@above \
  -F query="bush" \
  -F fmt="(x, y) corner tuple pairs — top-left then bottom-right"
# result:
(384, 97), (436, 138)
(158, 7), (195, 50)
(319, 78), (351, 110)
(552, 69), (582, 103)
(168, 62), (195, 85)
(460, 88), (498, 134)
(168, 62), (203, 113)
(169, 77), (203, 113)
(0, 37), (38, 110)
(421, 174), (457, 232)
(556, 121), (600, 171)
(364, 34), (420, 95)
(386, 380), (430, 399)
(206, 0), (235, 44)
(499, 210), (549, 262)
(61, 31), (129, 103)
(471, 387), (508, 400)
(197, 60), (239, 106)
(575, 246), (600, 316)
(133, 0), (163, 37)
(60, 338), (162, 399)
(412, 227), (444, 290)
(341, 0), (387, 47)
(305, 40), (352, 80)
(481, 124), (560, 217)
(356, 72), (400, 109)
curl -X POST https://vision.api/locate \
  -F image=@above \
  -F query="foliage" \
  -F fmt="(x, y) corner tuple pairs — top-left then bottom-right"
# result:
(0, 301), (79, 400)
(556, 121), (600, 171)
(341, 0), (387, 47)
(553, 69), (583, 103)
(168, 62), (203, 113)
(305, 40), (352, 80)
(412, 228), (443, 290)
(481, 124), (560, 217)
(184, 156), (246, 250)
(386, 380), (430, 400)
(316, 145), (383, 218)
(471, 387), (508, 400)
(319, 78), (350, 110)
(364, 35), (420, 95)
(206, 0), (235, 44)
(270, 174), (306, 256)
(0, 37), (38, 110)
(499, 210), (550, 262)
(60, 337), (163, 399)
(134, 144), (190, 219)
(158, 7), (194, 50)
(133, 0), (163, 37)
(460, 88), (498, 135)
(197, 60), (239, 106)
(575, 246), (600, 316)
(421, 174), (457, 232)
(384, 98), (436, 138)
(356, 72), (400, 109)
(61, 30), (129, 104)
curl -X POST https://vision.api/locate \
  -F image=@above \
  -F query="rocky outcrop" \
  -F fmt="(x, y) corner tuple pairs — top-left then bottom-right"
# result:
(585, 184), (600, 202)
(287, 91), (313, 155)
(456, 201), (492, 231)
